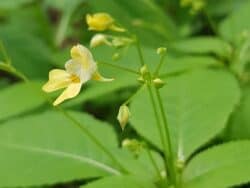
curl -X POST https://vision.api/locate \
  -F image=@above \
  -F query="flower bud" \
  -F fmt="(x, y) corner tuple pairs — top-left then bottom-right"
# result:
(90, 34), (111, 48)
(122, 138), (143, 157)
(156, 47), (167, 55)
(86, 12), (125, 32)
(137, 76), (145, 84)
(139, 65), (149, 75)
(117, 105), (130, 130)
(153, 78), (165, 88)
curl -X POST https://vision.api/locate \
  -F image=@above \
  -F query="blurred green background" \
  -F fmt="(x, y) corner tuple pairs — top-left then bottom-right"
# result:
(1, 0), (250, 188)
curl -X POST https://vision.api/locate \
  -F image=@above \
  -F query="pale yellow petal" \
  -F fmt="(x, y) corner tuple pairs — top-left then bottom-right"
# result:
(53, 83), (82, 106)
(91, 71), (114, 82)
(70, 44), (96, 70)
(42, 69), (71, 92)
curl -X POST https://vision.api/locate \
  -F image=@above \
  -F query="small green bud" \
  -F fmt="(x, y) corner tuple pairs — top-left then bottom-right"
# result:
(153, 78), (165, 88)
(156, 47), (167, 55)
(122, 138), (143, 157)
(176, 159), (185, 172)
(117, 105), (131, 130)
(140, 65), (149, 75)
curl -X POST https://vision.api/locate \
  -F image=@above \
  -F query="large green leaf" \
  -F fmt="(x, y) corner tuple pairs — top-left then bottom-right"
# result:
(130, 70), (240, 161)
(219, 0), (250, 43)
(225, 86), (250, 140)
(0, 81), (46, 121)
(183, 141), (250, 188)
(0, 28), (52, 78)
(115, 148), (164, 181)
(0, 110), (120, 187)
(0, 0), (34, 10)
(82, 175), (157, 188)
(160, 56), (221, 77)
(170, 37), (232, 58)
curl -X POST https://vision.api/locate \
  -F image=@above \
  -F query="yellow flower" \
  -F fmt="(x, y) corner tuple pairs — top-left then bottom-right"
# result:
(43, 44), (113, 106)
(86, 13), (125, 32)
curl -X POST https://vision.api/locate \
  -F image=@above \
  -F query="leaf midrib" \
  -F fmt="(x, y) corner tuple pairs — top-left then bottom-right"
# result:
(0, 143), (121, 175)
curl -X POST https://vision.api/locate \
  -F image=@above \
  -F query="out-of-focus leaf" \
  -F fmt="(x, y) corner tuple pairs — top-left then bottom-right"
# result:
(170, 37), (232, 58)
(206, 0), (244, 17)
(219, 0), (250, 43)
(183, 141), (250, 188)
(44, 0), (85, 12)
(0, 111), (120, 187)
(0, 29), (52, 78)
(130, 70), (240, 160)
(0, 81), (46, 121)
(81, 175), (157, 188)
(160, 56), (221, 77)
(0, 0), (34, 10)
(225, 86), (250, 140)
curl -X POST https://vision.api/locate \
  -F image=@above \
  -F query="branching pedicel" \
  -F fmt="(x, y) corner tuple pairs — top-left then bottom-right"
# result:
(42, 12), (178, 187)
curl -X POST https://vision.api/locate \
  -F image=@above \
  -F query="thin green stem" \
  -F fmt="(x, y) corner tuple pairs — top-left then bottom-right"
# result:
(135, 37), (145, 66)
(154, 54), (166, 77)
(123, 84), (145, 105)
(0, 63), (28, 82)
(98, 61), (140, 75)
(55, 9), (72, 47)
(145, 146), (163, 180)
(155, 88), (177, 187)
(147, 85), (169, 177)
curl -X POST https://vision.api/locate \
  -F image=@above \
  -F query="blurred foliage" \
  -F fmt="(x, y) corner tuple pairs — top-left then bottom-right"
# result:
(1, 0), (250, 188)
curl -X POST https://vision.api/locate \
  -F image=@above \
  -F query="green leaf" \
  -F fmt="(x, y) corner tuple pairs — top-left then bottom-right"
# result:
(130, 70), (240, 160)
(219, 0), (250, 43)
(115, 149), (164, 181)
(183, 141), (250, 188)
(0, 81), (46, 121)
(0, 28), (52, 79)
(0, 0), (34, 10)
(225, 86), (250, 140)
(206, 0), (244, 17)
(0, 110), (120, 187)
(44, 0), (85, 12)
(81, 175), (157, 188)
(160, 56), (221, 77)
(170, 37), (232, 58)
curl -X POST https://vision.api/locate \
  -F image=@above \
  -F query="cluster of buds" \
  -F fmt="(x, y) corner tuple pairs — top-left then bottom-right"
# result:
(86, 13), (134, 49)
(138, 65), (165, 88)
